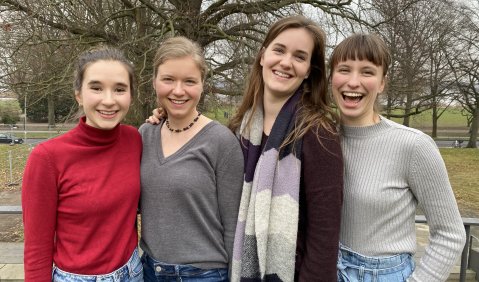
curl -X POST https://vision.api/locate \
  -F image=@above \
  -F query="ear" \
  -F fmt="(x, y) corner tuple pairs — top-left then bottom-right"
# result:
(152, 77), (156, 91)
(75, 91), (82, 105)
(379, 75), (387, 93)
(260, 47), (265, 67)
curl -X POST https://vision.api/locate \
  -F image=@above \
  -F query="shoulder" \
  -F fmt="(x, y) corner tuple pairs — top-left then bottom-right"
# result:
(120, 124), (140, 137)
(382, 117), (436, 148)
(138, 122), (160, 137)
(203, 121), (239, 145)
(304, 126), (341, 151)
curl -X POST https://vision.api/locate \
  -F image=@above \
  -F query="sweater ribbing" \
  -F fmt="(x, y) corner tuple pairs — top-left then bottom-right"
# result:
(340, 117), (466, 281)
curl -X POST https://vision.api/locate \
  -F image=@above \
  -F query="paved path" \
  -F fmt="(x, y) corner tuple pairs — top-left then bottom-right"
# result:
(0, 224), (477, 281)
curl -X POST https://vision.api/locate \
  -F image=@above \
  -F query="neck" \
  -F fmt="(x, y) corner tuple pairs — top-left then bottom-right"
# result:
(263, 92), (293, 135)
(166, 110), (201, 132)
(341, 114), (380, 127)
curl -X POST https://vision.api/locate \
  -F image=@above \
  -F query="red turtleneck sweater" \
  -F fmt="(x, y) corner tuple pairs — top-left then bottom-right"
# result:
(22, 117), (142, 281)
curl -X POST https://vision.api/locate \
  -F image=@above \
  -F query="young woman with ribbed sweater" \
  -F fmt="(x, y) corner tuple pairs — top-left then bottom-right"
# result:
(330, 34), (466, 282)
(21, 48), (143, 282)
(139, 36), (244, 281)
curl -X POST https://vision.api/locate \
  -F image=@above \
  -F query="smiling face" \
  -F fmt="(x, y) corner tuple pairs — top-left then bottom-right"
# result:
(331, 59), (385, 126)
(75, 60), (131, 130)
(260, 28), (313, 102)
(153, 56), (203, 122)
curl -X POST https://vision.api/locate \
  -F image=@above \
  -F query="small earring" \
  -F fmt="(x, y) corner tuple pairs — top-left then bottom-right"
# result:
(79, 103), (83, 107)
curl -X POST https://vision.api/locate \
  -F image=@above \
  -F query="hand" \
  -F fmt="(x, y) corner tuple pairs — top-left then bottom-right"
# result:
(145, 107), (166, 124)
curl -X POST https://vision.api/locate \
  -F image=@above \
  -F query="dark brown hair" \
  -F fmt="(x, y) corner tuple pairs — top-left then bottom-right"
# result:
(73, 47), (136, 97)
(329, 33), (391, 78)
(229, 15), (338, 145)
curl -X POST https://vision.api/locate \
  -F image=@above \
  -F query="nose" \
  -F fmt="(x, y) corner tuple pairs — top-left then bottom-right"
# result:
(101, 90), (116, 106)
(172, 82), (185, 95)
(347, 72), (360, 88)
(279, 54), (293, 69)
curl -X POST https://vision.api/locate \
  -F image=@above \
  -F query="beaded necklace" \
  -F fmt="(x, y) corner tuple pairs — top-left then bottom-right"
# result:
(165, 112), (202, 133)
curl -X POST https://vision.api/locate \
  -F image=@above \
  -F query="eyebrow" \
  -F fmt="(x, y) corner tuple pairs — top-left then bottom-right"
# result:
(272, 43), (310, 57)
(87, 80), (129, 87)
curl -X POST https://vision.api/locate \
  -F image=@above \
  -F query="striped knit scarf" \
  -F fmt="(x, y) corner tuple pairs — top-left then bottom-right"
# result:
(231, 90), (303, 282)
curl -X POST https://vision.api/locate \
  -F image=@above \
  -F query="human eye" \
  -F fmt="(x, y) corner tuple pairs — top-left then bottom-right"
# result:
(90, 85), (102, 92)
(185, 79), (198, 86)
(295, 54), (307, 62)
(161, 77), (174, 83)
(362, 69), (376, 76)
(336, 67), (349, 73)
(115, 87), (127, 94)
(272, 47), (284, 54)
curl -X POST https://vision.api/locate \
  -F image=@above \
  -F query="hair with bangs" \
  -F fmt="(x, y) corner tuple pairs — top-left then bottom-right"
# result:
(329, 33), (391, 78)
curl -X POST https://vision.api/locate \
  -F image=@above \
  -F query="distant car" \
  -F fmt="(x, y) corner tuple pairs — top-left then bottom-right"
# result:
(0, 133), (24, 144)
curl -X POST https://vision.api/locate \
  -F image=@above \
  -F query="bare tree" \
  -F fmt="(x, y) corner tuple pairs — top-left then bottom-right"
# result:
(446, 2), (479, 148)
(0, 0), (365, 125)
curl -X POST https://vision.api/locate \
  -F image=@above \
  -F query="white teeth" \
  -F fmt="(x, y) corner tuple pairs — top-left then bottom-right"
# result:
(170, 99), (187, 104)
(343, 92), (363, 97)
(99, 111), (116, 115)
(273, 70), (291, 78)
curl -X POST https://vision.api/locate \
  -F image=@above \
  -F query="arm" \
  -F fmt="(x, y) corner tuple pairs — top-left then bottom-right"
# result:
(21, 145), (58, 282)
(216, 133), (244, 269)
(407, 135), (466, 282)
(298, 128), (343, 282)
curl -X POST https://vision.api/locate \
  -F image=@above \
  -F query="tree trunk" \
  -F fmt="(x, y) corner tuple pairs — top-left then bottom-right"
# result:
(466, 107), (478, 148)
(431, 104), (438, 138)
(47, 92), (55, 128)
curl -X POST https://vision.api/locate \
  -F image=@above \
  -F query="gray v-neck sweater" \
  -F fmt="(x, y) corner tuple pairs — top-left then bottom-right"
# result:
(139, 121), (244, 270)
(340, 117), (466, 281)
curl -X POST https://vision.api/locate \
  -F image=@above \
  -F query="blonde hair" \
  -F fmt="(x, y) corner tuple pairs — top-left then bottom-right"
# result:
(153, 36), (208, 82)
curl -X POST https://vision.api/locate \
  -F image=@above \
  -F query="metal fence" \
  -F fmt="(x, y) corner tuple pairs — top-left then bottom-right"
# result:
(0, 209), (477, 282)
(0, 143), (35, 188)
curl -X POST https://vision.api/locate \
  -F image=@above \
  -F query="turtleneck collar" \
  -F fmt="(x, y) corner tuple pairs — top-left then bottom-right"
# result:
(75, 116), (121, 146)
(340, 115), (392, 138)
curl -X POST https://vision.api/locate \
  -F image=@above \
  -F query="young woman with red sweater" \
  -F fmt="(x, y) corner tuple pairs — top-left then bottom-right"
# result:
(21, 47), (143, 282)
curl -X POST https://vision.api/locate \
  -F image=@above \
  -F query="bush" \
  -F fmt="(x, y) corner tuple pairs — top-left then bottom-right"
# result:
(0, 100), (22, 124)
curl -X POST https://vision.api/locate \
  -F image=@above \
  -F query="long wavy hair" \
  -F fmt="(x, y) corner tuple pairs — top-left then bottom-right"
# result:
(228, 15), (338, 147)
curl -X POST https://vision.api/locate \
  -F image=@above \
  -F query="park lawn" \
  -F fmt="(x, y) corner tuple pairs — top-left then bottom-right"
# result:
(0, 144), (31, 190)
(388, 108), (469, 128)
(440, 148), (479, 217)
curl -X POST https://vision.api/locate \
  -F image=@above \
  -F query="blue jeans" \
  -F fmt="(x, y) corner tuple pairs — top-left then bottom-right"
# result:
(141, 253), (228, 282)
(337, 244), (415, 282)
(52, 248), (143, 282)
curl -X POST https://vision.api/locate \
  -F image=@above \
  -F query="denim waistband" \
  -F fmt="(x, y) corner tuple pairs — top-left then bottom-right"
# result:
(53, 248), (140, 281)
(143, 254), (217, 276)
(339, 244), (412, 272)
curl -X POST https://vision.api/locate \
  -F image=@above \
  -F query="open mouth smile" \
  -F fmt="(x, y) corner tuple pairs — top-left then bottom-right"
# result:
(342, 92), (364, 103)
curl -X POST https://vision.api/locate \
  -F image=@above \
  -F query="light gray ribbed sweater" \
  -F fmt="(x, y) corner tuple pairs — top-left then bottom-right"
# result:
(139, 121), (244, 270)
(340, 116), (466, 282)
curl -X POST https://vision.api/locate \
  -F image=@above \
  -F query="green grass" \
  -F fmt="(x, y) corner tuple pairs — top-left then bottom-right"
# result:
(440, 148), (479, 217)
(203, 106), (236, 125)
(387, 108), (469, 128)
(0, 144), (32, 190)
